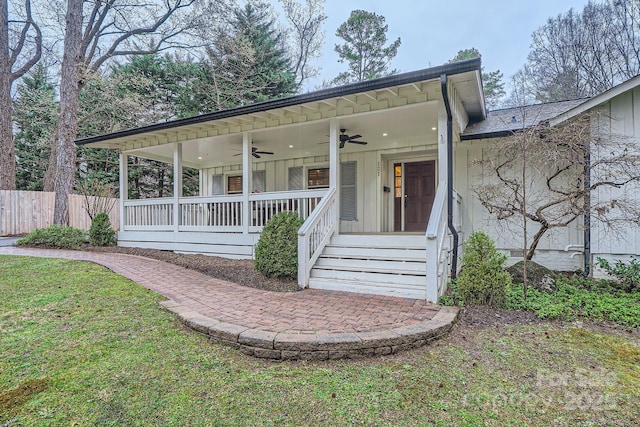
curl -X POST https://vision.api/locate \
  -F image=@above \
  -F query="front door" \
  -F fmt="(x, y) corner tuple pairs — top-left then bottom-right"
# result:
(394, 160), (436, 232)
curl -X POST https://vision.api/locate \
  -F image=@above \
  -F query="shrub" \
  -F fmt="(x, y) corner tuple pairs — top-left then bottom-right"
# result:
(17, 225), (87, 249)
(596, 257), (640, 292)
(254, 211), (304, 279)
(454, 231), (511, 307)
(89, 212), (117, 246)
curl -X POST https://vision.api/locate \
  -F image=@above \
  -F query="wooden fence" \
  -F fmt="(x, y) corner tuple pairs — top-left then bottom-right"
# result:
(0, 190), (119, 236)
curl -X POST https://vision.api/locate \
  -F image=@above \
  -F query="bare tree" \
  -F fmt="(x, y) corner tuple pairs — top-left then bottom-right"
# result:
(474, 110), (640, 265)
(279, 0), (326, 88)
(76, 178), (117, 220)
(0, 0), (41, 189)
(44, 0), (197, 224)
(522, 0), (640, 102)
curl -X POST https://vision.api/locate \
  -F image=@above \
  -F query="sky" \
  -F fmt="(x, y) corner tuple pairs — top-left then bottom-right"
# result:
(304, 0), (592, 91)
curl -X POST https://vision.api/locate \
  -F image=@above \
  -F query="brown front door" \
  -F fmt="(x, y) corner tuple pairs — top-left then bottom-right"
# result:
(404, 160), (436, 232)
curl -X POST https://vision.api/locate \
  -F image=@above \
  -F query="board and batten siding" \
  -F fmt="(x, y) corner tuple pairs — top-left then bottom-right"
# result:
(590, 87), (640, 261)
(455, 139), (584, 271)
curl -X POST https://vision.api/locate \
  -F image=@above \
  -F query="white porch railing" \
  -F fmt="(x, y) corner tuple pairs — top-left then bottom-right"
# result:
(179, 195), (244, 232)
(425, 185), (450, 302)
(249, 189), (326, 230)
(297, 187), (337, 288)
(124, 198), (174, 231)
(123, 189), (328, 233)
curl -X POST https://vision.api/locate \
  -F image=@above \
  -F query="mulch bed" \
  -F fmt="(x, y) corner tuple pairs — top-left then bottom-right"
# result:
(87, 246), (299, 293)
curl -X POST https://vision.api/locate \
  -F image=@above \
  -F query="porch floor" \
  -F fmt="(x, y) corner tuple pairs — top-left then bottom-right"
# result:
(0, 247), (458, 360)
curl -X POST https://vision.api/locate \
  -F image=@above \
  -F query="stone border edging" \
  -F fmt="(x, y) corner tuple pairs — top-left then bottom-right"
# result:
(160, 300), (459, 360)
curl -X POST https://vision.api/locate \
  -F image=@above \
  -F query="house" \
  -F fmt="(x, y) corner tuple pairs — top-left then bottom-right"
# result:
(77, 58), (640, 301)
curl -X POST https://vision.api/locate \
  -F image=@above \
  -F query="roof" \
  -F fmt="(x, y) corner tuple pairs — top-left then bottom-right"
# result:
(551, 74), (640, 125)
(77, 58), (484, 147)
(461, 99), (587, 140)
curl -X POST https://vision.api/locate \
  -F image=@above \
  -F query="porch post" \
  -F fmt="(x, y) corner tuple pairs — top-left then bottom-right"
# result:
(242, 132), (252, 234)
(118, 151), (128, 233)
(329, 118), (340, 234)
(173, 142), (183, 232)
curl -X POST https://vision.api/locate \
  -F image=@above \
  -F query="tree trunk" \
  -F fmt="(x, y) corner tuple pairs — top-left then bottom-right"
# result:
(526, 224), (549, 261)
(51, 0), (83, 224)
(0, 0), (16, 190)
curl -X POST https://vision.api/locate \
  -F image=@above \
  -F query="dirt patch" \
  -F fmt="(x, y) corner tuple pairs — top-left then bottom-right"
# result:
(87, 246), (299, 293)
(0, 378), (48, 420)
(457, 305), (542, 328)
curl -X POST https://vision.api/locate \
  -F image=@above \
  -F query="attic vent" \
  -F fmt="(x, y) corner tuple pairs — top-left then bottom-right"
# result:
(511, 116), (517, 123)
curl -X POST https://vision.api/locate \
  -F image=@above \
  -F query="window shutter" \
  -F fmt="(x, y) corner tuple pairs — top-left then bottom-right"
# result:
(211, 175), (223, 195)
(340, 161), (357, 220)
(288, 166), (303, 190)
(252, 170), (266, 193)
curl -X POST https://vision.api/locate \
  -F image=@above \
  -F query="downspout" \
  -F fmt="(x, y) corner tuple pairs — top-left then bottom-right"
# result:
(583, 146), (591, 276)
(440, 74), (459, 279)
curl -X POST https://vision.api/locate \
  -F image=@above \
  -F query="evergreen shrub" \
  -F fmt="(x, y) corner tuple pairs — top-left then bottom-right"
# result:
(254, 211), (304, 279)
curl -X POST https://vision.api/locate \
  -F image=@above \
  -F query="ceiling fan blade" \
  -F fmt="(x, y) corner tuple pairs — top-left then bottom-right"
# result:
(339, 141), (346, 149)
(348, 134), (362, 140)
(255, 150), (274, 155)
(253, 152), (260, 158)
(233, 152), (242, 156)
(349, 140), (368, 145)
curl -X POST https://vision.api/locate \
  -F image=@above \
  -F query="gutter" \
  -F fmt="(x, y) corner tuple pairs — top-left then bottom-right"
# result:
(440, 74), (459, 279)
(583, 146), (591, 276)
(76, 58), (482, 146)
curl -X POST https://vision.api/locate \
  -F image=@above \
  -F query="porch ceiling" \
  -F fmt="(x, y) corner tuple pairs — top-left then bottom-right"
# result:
(125, 101), (440, 168)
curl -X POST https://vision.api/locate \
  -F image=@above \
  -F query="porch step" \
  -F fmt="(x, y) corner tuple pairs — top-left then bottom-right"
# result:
(308, 278), (428, 300)
(308, 234), (428, 299)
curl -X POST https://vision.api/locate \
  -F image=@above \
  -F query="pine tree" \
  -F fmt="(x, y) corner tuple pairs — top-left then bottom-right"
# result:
(14, 65), (57, 191)
(207, 0), (297, 106)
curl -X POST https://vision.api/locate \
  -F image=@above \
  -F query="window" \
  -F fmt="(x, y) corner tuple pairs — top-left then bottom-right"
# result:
(227, 175), (242, 194)
(308, 167), (330, 189)
(288, 166), (303, 190)
(340, 161), (357, 220)
(252, 170), (266, 193)
(211, 175), (223, 195)
(394, 164), (402, 198)
(225, 171), (266, 194)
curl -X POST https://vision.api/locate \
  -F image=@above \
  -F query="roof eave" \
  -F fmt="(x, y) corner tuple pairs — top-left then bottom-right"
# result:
(76, 58), (482, 146)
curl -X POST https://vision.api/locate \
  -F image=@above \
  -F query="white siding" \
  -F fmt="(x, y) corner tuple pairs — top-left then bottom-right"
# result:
(455, 139), (583, 271)
(591, 88), (640, 259)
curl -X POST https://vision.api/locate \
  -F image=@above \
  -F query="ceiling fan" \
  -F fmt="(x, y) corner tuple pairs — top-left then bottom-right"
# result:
(321, 129), (368, 148)
(233, 146), (274, 159)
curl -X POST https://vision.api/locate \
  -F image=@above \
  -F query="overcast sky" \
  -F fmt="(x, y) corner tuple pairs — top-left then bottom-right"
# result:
(304, 0), (592, 90)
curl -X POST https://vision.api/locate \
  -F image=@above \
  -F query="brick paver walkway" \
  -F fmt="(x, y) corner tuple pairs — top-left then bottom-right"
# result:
(0, 247), (457, 359)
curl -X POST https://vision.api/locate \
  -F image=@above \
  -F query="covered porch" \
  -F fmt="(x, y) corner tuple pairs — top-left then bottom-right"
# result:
(79, 59), (485, 300)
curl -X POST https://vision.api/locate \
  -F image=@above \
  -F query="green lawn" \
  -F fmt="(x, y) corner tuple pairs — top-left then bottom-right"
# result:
(1, 255), (638, 426)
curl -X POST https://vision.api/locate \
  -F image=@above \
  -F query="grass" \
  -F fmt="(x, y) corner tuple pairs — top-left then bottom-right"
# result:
(1, 255), (639, 426)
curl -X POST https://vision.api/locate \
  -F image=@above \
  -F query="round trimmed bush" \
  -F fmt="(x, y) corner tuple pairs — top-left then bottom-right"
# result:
(17, 225), (87, 249)
(254, 211), (304, 279)
(89, 212), (117, 246)
(455, 231), (512, 307)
